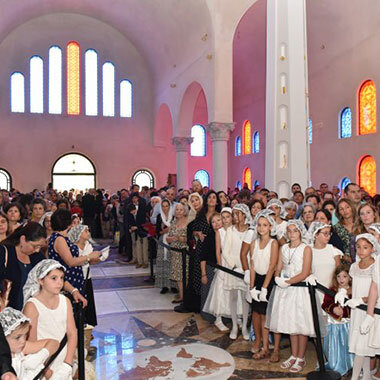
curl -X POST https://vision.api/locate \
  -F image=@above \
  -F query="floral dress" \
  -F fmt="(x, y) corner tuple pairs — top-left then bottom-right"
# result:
(168, 220), (188, 282)
(334, 223), (355, 262)
(48, 232), (84, 294)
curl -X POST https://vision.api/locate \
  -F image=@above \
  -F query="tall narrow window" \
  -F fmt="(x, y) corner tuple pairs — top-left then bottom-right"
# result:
(254, 180), (260, 190)
(67, 41), (80, 115)
(339, 177), (351, 192)
(253, 132), (260, 153)
(308, 119), (312, 144)
(194, 170), (210, 187)
(102, 62), (115, 117)
(30, 56), (43, 113)
(120, 80), (132, 117)
(85, 49), (98, 116)
(358, 155), (376, 196)
(235, 136), (242, 156)
(132, 169), (155, 188)
(49, 46), (62, 114)
(340, 107), (352, 139)
(10, 72), (25, 113)
(191, 125), (206, 156)
(359, 80), (376, 135)
(243, 121), (251, 154)
(243, 168), (252, 190)
(236, 181), (242, 190)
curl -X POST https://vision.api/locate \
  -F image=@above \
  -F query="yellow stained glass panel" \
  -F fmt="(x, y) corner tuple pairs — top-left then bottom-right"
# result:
(243, 121), (251, 154)
(243, 168), (252, 190)
(359, 80), (376, 135)
(359, 155), (376, 196)
(67, 41), (80, 115)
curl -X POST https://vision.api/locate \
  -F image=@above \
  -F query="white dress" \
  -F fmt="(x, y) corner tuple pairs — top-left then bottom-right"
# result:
(266, 243), (318, 337)
(369, 256), (380, 350)
(275, 220), (287, 241)
(25, 294), (73, 377)
(12, 352), (45, 380)
(348, 261), (377, 356)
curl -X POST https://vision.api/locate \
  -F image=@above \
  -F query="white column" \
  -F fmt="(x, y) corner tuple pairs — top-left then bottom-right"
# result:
(172, 137), (193, 190)
(206, 122), (235, 192)
(265, 0), (310, 198)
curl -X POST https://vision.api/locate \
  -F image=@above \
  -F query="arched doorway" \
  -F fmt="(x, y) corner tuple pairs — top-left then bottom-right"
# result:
(52, 153), (96, 191)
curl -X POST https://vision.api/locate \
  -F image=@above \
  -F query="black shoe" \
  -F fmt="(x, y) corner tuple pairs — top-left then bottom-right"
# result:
(160, 287), (169, 294)
(171, 287), (178, 294)
(174, 304), (190, 313)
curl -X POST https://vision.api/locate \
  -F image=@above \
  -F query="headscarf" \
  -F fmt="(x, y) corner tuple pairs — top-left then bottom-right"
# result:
(267, 199), (287, 219)
(23, 259), (65, 306)
(0, 307), (29, 336)
(368, 223), (380, 236)
(39, 211), (53, 227)
(254, 209), (277, 237)
(68, 224), (88, 243)
(286, 219), (309, 243)
(284, 200), (297, 210)
(307, 221), (331, 244)
(150, 196), (161, 206)
(221, 207), (232, 215)
(232, 203), (252, 225)
(356, 233), (380, 256)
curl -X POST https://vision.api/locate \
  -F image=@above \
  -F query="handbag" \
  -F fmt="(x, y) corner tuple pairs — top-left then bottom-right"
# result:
(0, 246), (12, 312)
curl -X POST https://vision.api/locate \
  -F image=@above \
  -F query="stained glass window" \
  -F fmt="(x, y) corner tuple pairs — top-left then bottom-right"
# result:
(359, 80), (376, 135)
(254, 180), (260, 189)
(243, 121), (251, 154)
(236, 181), (242, 190)
(340, 107), (352, 139)
(67, 41), (80, 115)
(194, 170), (210, 187)
(339, 177), (351, 192)
(103, 62), (115, 117)
(30, 56), (43, 113)
(132, 169), (155, 188)
(48, 46), (62, 115)
(243, 168), (252, 190)
(120, 80), (132, 118)
(0, 169), (12, 191)
(191, 125), (206, 156)
(253, 132), (260, 153)
(85, 49), (98, 116)
(308, 119), (312, 144)
(359, 155), (376, 196)
(10, 72), (25, 113)
(235, 136), (242, 156)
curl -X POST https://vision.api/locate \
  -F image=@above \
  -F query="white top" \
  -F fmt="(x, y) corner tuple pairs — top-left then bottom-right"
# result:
(229, 226), (247, 269)
(312, 244), (342, 288)
(252, 238), (274, 275)
(281, 243), (307, 278)
(373, 256), (380, 291)
(243, 228), (256, 245)
(12, 352), (45, 380)
(78, 240), (93, 278)
(276, 220), (287, 240)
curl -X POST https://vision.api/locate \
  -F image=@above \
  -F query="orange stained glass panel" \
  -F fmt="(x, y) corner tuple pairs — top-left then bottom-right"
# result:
(243, 121), (251, 154)
(243, 168), (252, 190)
(359, 80), (376, 135)
(359, 155), (376, 196)
(67, 41), (80, 115)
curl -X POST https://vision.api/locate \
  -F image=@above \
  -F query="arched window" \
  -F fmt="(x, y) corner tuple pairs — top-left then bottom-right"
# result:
(359, 80), (376, 135)
(308, 119), (312, 144)
(85, 49), (98, 116)
(235, 136), (242, 156)
(103, 62), (115, 117)
(67, 41), (81, 115)
(254, 180), (260, 190)
(120, 80), (132, 118)
(132, 169), (155, 188)
(191, 125), (206, 156)
(340, 107), (352, 139)
(253, 132), (260, 153)
(358, 155), (376, 196)
(236, 181), (242, 190)
(10, 72), (25, 113)
(243, 168), (252, 190)
(243, 121), (251, 154)
(194, 170), (210, 187)
(339, 177), (351, 192)
(30, 56), (43, 113)
(52, 153), (95, 191)
(48, 46), (62, 114)
(0, 169), (12, 191)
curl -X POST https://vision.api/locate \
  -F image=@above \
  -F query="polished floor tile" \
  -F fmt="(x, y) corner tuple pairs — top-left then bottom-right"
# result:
(101, 266), (151, 277)
(94, 291), (128, 315)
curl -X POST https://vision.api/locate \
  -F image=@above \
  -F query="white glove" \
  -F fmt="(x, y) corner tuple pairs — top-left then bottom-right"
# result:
(22, 348), (49, 369)
(250, 287), (261, 302)
(344, 298), (363, 309)
(259, 287), (268, 302)
(50, 363), (73, 380)
(334, 288), (347, 306)
(275, 276), (290, 288)
(360, 314), (374, 335)
(244, 270), (251, 285)
(305, 274), (317, 286)
(245, 288), (252, 303)
(234, 267), (244, 275)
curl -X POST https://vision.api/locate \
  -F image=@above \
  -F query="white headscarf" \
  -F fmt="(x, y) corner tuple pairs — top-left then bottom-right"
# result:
(267, 199), (287, 219)
(356, 233), (380, 256)
(232, 203), (253, 225)
(39, 211), (53, 227)
(286, 219), (309, 243)
(68, 224), (88, 243)
(368, 223), (380, 237)
(307, 221), (331, 244)
(0, 307), (30, 336)
(254, 209), (277, 237)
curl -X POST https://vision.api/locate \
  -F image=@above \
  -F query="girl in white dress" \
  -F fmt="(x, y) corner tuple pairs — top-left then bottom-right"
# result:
(23, 259), (77, 380)
(266, 199), (287, 246)
(248, 209), (279, 360)
(224, 204), (250, 340)
(266, 219), (314, 373)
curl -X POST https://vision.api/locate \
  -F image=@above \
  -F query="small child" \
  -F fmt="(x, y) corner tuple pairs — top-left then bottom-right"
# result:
(0, 307), (59, 380)
(321, 264), (354, 375)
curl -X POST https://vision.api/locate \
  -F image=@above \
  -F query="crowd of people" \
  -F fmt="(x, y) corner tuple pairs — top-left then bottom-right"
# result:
(0, 179), (379, 378)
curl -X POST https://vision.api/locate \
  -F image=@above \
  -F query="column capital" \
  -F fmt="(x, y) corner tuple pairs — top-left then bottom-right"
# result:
(171, 136), (193, 152)
(205, 122), (236, 141)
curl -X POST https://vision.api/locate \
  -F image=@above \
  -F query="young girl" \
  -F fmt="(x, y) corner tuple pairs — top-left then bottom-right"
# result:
(266, 199), (287, 245)
(266, 219), (316, 373)
(321, 265), (354, 375)
(223, 204), (250, 340)
(338, 233), (378, 380)
(249, 209), (279, 360)
(23, 259), (77, 379)
(0, 307), (59, 379)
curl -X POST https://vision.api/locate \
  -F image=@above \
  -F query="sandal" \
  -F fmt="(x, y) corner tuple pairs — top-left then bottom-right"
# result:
(253, 349), (270, 360)
(280, 355), (297, 369)
(250, 344), (261, 354)
(269, 350), (280, 363)
(289, 357), (306, 373)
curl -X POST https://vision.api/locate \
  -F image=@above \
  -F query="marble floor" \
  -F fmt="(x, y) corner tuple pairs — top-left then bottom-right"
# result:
(90, 244), (320, 379)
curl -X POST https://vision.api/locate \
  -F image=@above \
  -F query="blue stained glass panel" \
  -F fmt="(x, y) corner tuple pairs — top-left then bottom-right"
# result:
(194, 170), (209, 187)
(308, 119), (312, 144)
(254, 132), (260, 153)
(235, 136), (242, 156)
(340, 107), (352, 138)
(191, 125), (206, 156)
